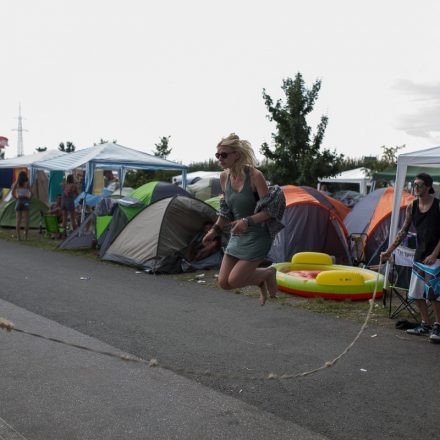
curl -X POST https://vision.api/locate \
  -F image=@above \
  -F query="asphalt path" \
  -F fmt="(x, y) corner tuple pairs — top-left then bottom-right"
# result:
(1, 239), (439, 439)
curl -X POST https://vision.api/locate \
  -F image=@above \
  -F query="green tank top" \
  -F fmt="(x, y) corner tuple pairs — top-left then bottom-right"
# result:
(225, 170), (257, 221)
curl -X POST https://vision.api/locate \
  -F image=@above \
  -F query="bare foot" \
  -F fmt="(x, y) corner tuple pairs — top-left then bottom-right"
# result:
(266, 267), (278, 298)
(259, 281), (268, 306)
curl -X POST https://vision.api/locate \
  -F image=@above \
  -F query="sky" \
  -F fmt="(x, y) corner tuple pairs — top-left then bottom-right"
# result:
(1, 0), (440, 165)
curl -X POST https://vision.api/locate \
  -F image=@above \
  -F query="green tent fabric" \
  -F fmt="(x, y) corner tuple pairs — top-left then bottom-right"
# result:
(0, 198), (48, 228)
(373, 166), (440, 182)
(96, 215), (112, 240)
(205, 195), (220, 212)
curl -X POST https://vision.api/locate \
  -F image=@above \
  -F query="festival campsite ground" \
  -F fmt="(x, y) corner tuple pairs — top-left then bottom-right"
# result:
(0, 228), (407, 327)
(1, 229), (439, 440)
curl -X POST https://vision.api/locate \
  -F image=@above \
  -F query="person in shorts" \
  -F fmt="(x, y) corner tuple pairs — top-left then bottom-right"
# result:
(11, 171), (32, 240)
(381, 173), (440, 343)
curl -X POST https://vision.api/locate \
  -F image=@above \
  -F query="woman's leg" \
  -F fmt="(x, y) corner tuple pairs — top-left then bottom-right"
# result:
(61, 209), (67, 234)
(69, 210), (78, 230)
(23, 210), (30, 240)
(16, 211), (22, 240)
(228, 260), (277, 305)
(218, 254), (239, 290)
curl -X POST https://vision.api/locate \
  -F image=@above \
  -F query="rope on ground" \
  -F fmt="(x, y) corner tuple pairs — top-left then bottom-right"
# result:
(0, 263), (383, 381)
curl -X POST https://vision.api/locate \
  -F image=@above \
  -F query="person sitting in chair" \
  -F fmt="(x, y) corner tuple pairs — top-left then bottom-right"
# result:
(381, 173), (440, 343)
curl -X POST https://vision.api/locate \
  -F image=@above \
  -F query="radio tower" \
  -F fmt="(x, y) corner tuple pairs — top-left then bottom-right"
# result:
(12, 103), (28, 157)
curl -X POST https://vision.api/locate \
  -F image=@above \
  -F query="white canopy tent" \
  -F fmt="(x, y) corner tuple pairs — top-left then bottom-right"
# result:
(386, 146), (440, 282)
(389, 146), (440, 246)
(318, 168), (373, 195)
(30, 142), (188, 191)
(0, 149), (65, 169)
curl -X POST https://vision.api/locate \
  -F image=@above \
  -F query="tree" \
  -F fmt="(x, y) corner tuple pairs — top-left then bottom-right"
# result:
(93, 138), (117, 146)
(59, 141), (75, 153)
(153, 136), (172, 159)
(35, 146), (47, 152)
(261, 73), (343, 185)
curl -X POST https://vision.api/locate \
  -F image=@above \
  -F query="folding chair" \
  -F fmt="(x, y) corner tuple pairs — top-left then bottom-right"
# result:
(43, 214), (63, 238)
(387, 252), (418, 320)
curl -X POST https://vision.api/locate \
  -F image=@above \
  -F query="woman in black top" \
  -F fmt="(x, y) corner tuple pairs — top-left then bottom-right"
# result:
(381, 173), (440, 343)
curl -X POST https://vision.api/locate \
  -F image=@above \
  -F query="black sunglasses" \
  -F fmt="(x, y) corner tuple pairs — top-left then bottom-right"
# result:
(413, 182), (426, 189)
(215, 152), (235, 159)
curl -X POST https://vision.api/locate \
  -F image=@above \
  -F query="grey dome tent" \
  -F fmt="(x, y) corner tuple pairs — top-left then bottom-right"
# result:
(101, 196), (217, 272)
(99, 181), (191, 257)
(58, 198), (116, 250)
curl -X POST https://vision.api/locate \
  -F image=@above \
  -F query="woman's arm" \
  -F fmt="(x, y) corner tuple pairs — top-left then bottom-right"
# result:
(11, 182), (17, 199)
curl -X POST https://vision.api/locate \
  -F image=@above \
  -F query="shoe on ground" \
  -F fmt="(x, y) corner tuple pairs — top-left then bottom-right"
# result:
(430, 323), (440, 344)
(406, 322), (432, 336)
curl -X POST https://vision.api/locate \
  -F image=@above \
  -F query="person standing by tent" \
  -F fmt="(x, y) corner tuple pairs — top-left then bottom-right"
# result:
(202, 133), (285, 305)
(381, 173), (440, 343)
(61, 174), (79, 235)
(11, 171), (32, 240)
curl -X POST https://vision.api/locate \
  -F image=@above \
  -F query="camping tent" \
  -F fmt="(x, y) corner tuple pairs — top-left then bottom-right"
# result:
(187, 176), (222, 201)
(98, 181), (191, 256)
(101, 196), (217, 272)
(344, 187), (415, 264)
(268, 186), (352, 264)
(0, 198), (48, 229)
(318, 168), (373, 195)
(31, 142), (188, 193)
(172, 171), (220, 186)
(58, 198), (115, 250)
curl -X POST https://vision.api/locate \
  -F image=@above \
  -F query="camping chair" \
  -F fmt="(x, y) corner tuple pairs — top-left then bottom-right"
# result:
(387, 250), (418, 320)
(42, 214), (63, 238)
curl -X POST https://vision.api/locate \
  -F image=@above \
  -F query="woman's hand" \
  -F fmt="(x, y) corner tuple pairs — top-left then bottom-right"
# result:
(231, 219), (248, 235)
(202, 229), (217, 245)
(423, 254), (438, 265)
(380, 250), (392, 263)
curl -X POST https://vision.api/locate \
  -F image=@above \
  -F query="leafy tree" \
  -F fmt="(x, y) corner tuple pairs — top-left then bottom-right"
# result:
(93, 138), (117, 146)
(153, 136), (172, 158)
(124, 136), (174, 188)
(35, 146), (47, 152)
(188, 159), (221, 173)
(261, 73), (343, 185)
(59, 141), (75, 153)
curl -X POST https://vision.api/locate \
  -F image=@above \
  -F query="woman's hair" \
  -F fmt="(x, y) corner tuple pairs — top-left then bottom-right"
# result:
(217, 133), (257, 177)
(17, 171), (29, 187)
(66, 174), (74, 184)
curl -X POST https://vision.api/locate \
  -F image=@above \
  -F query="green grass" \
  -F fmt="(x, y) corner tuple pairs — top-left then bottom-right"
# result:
(1, 227), (415, 328)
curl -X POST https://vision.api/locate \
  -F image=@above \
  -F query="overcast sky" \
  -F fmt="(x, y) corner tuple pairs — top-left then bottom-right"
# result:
(1, 0), (440, 165)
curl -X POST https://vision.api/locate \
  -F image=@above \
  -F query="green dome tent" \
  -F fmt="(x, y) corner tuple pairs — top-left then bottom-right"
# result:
(0, 198), (48, 229)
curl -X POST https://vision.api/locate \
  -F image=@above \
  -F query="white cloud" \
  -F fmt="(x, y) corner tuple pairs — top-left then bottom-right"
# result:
(394, 80), (440, 141)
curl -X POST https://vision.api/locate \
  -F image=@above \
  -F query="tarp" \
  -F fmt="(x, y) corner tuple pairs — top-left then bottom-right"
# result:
(318, 168), (373, 195)
(172, 171), (220, 186)
(31, 142), (188, 192)
(268, 186), (352, 264)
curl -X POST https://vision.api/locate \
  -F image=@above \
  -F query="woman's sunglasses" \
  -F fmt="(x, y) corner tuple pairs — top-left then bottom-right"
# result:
(215, 152), (234, 160)
(413, 182), (426, 189)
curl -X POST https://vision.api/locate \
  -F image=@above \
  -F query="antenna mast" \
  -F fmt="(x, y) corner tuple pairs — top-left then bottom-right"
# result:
(12, 103), (28, 157)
